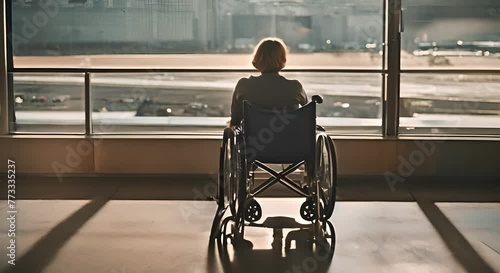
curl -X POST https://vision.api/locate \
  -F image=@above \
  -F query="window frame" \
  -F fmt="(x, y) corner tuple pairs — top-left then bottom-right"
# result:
(4, 0), (500, 137)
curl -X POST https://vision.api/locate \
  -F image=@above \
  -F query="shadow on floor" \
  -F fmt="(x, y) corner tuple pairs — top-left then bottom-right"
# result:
(207, 215), (336, 273)
(416, 200), (496, 273)
(207, 237), (335, 273)
(1, 196), (112, 273)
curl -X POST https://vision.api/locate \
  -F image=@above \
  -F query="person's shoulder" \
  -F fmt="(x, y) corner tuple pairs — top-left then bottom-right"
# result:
(291, 79), (302, 87)
(236, 76), (252, 85)
(280, 74), (300, 84)
(235, 77), (250, 88)
(234, 77), (252, 95)
(283, 77), (303, 90)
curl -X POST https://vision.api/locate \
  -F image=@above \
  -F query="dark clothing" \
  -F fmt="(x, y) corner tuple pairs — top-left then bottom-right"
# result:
(230, 72), (308, 126)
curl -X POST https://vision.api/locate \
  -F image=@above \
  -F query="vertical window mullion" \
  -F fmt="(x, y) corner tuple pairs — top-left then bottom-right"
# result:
(385, 0), (401, 137)
(381, 0), (388, 136)
(85, 72), (92, 135)
(4, 0), (14, 134)
(5, 0), (12, 72)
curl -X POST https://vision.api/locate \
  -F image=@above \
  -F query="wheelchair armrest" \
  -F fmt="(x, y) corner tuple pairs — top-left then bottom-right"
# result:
(312, 95), (323, 104)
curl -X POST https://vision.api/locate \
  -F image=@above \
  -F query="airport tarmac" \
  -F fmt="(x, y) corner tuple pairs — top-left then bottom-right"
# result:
(13, 52), (500, 69)
(9, 53), (500, 133)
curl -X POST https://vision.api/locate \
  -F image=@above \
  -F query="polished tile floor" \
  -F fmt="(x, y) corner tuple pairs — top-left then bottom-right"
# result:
(0, 177), (499, 273)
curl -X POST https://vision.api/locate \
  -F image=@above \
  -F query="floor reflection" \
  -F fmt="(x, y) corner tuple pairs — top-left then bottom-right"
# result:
(208, 216), (336, 273)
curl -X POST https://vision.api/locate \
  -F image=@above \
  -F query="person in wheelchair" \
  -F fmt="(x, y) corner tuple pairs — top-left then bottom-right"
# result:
(212, 38), (336, 256)
(229, 37), (308, 127)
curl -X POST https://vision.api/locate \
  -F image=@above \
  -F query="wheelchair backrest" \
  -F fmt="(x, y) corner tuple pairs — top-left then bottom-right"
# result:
(242, 101), (316, 164)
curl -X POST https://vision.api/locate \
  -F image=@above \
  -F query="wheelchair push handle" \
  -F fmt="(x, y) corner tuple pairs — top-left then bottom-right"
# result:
(312, 95), (323, 104)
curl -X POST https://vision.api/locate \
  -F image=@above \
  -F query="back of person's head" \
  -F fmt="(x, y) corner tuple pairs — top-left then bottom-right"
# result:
(252, 38), (287, 73)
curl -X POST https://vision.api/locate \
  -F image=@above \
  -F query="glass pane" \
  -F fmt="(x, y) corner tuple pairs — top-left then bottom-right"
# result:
(12, 0), (384, 69)
(402, 0), (500, 69)
(400, 73), (500, 134)
(91, 72), (382, 134)
(12, 73), (85, 133)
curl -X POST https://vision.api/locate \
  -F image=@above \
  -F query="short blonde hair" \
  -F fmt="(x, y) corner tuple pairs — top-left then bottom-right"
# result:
(252, 38), (287, 73)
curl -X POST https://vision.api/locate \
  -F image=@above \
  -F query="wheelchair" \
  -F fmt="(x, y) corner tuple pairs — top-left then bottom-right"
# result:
(210, 95), (337, 255)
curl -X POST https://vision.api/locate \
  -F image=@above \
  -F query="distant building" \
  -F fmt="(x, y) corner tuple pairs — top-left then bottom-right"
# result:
(10, 0), (500, 55)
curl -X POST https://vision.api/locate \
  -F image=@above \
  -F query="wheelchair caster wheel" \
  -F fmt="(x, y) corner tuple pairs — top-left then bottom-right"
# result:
(300, 199), (324, 221)
(244, 199), (262, 223)
(300, 199), (316, 221)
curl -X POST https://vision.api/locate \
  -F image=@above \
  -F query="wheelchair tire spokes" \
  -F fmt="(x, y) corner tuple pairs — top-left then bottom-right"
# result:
(221, 136), (234, 212)
(319, 136), (332, 219)
(232, 134), (249, 229)
(218, 129), (249, 237)
(228, 135), (244, 218)
(325, 137), (338, 217)
(212, 131), (233, 242)
(315, 134), (336, 221)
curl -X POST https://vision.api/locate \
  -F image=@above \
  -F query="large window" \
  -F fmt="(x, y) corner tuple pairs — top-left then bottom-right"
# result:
(399, 0), (500, 135)
(401, 0), (500, 69)
(5, 0), (500, 135)
(90, 72), (382, 134)
(12, 73), (85, 133)
(8, 0), (385, 134)
(11, 0), (384, 69)
(400, 74), (500, 134)
(11, 72), (383, 134)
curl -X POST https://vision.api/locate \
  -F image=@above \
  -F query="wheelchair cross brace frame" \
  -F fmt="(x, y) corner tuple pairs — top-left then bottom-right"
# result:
(251, 161), (309, 197)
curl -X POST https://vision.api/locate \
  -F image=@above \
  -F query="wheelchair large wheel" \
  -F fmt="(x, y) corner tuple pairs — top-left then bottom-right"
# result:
(212, 131), (238, 241)
(315, 134), (337, 220)
(228, 134), (247, 220)
(220, 132), (240, 217)
(219, 133), (237, 214)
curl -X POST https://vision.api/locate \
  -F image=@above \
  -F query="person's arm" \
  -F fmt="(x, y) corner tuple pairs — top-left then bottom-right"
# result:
(296, 80), (308, 105)
(229, 78), (246, 127)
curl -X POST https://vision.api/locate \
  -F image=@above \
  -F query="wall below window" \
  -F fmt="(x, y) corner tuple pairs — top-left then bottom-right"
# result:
(0, 137), (499, 178)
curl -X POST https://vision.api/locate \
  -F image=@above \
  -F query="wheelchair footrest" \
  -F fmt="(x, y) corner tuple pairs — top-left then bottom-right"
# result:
(246, 216), (312, 229)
